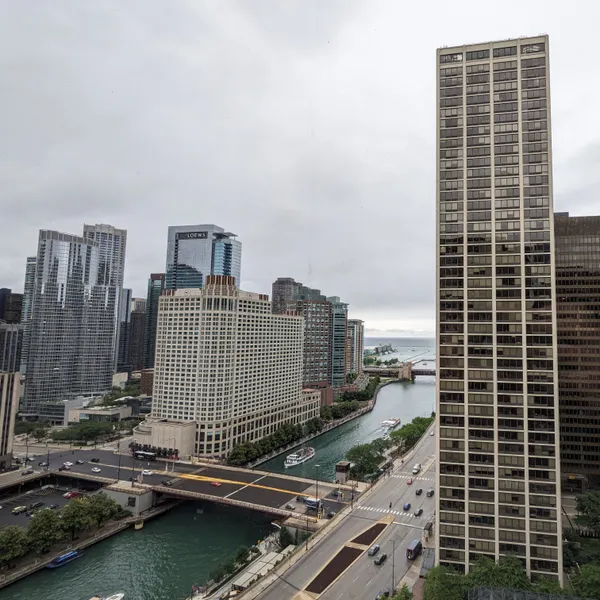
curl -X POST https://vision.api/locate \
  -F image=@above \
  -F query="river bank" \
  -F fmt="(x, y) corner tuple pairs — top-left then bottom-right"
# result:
(0, 499), (182, 591)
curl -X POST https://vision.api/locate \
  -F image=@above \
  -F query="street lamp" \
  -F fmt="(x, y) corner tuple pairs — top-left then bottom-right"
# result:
(165, 437), (176, 473)
(315, 464), (320, 518)
(131, 438), (136, 487)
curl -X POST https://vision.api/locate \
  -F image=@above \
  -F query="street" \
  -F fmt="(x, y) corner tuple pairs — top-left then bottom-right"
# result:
(255, 429), (436, 600)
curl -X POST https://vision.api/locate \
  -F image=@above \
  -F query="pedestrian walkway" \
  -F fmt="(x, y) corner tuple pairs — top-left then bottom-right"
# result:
(356, 505), (415, 518)
(390, 474), (433, 482)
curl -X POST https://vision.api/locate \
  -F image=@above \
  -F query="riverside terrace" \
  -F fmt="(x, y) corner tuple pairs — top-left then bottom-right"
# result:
(0, 448), (363, 521)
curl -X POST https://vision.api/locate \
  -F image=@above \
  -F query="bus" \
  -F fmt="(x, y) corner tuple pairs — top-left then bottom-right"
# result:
(134, 451), (156, 461)
(304, 497), (322, 511)
(406, 539), (423, 561)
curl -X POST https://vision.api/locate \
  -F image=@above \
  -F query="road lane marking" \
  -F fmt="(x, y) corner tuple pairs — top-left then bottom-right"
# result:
(225, 474), (267, 499)
(180, 473), (312, 498)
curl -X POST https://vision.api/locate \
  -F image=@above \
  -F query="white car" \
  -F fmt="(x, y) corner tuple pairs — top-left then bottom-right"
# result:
(63, 461), (73, 467)
(91, 467), (102, 473)
(430, 431), (434, 436)
(142, 470), (153, 476)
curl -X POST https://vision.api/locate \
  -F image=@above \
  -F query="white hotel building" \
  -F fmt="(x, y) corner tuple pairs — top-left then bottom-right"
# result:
(137, 275), (320, 458)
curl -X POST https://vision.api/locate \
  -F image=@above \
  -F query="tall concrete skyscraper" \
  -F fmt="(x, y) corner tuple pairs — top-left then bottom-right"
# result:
(165, 225), (241, 290)
(22, 231), (117, 416)
(346, 319), (365, 375)
(82, 223), (127, 371)
(555, 212), (600, 493)
(436, 36), (561, 582)
(143, 273), (165, 369)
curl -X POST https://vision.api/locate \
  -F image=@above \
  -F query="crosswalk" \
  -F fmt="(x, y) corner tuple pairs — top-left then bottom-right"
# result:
(390, 474), (432, 482)
(356, 505), (415, 518)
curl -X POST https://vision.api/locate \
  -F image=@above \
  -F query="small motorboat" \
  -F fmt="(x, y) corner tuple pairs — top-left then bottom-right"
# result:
(89, 593), (125, 600)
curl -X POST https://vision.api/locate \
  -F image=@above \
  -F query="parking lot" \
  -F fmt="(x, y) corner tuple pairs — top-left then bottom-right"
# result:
(0, 485), (85, 528)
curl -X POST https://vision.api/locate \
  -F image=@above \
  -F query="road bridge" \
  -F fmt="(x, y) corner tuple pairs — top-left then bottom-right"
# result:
(0, 448), (360, 521)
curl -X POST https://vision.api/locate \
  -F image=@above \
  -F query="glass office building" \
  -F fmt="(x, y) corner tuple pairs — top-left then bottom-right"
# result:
(165, 225), (241, 290)
(22, 230), (120, 417)
(436, 35), (562, 582)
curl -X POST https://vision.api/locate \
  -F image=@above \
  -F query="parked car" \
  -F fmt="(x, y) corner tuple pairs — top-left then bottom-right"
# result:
(367, 544), (380, 557)
(48, 504), (58, 510)
(142, 469), (153, 476)
(12, 506), (27, 515)
(30, 501), (45, 510)
(91, 467), (102, 473)
(403, 502), (411, 511)
(90, 458), (100, 463)
(63, 491), (81, 499)
(416, 488), (423, 496)
(426, 488), (434, 497)
(414, 508), (424, 517)
(211, 481), (222, 488)
(374, 553), (388, 566)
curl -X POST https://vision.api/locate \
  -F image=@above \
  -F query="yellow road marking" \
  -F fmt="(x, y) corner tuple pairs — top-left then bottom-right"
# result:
(180, 473), (309, 497)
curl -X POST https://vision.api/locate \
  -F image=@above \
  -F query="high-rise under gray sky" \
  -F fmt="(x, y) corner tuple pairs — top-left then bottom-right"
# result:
(1, 1), (598, 336)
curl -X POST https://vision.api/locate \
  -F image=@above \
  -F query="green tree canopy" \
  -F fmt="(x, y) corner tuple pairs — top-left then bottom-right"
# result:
(572, 563), (600, 600)
(0, 525), (28, 565)
(87, 493), (119, 528)
(61, 498), (94, 540)
(423, 565), (465, 600)
(392, 584), (413, 600)
(346, 443), (383, 480)
(576, 491), (600, 532)
(27, 509), (63, 554)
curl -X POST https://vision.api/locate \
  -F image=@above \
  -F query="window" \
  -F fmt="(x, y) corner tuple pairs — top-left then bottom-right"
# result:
(441, 53), (463, 64)
(521, 43), (545, 54)
(466, 50), (490, 61)
(493, 47), (517, 58)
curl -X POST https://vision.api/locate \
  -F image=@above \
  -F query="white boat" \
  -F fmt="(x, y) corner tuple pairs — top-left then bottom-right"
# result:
(381, 418), (401, 430)
(89, 593), (125, 600)
(284, 447), (315, 468)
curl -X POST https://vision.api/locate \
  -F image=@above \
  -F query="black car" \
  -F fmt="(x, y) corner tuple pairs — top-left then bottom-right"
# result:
(416, 488), (423, 496)
(90, 458), (100, 463)
(374, 553), (388, 566)
(414, 508), (424, 517)
(161, 480), (173, 487)
(48, 504), (58, 510)
(30, 501), (45, 510)
(326, 511), (336, 519)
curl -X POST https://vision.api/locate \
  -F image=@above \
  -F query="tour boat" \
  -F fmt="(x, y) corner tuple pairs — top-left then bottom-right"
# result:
(284, 447), (315, 468)
(89, 594), (125, 600)
(381, 418), (401, 431)
(47, 550), (83, 569)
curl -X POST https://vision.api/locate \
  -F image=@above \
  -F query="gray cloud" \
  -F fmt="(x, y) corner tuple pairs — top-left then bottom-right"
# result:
(1, 1), (599, 336)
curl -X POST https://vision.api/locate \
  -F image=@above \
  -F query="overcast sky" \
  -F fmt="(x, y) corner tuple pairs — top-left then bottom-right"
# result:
(1, 1), (599, 337)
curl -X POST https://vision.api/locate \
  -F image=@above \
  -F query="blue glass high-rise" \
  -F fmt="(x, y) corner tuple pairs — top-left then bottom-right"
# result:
(165, 225), (241, 290)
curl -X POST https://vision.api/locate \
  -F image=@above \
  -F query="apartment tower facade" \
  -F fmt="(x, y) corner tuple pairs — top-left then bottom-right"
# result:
(143, 273), (165, 369)
(555, 212), (600, 493)
(142, 276), (319, 457)
(436, 36), (561, 581)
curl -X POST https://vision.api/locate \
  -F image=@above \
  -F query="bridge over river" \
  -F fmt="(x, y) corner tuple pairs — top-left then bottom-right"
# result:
(0, 447), (361, 522)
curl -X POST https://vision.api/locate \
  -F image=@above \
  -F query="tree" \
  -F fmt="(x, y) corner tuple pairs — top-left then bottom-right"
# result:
(0, 525), (28, 565)
(576, 491), (600, 532)
(87, 493), (119, 528)
(533, 577), (568, 595)
(27, 509), (63, 554)
(278, 526), (294, 549)
(61, 498), (94, 540)
(392, 584), (413, 600)
(572, 564), (600, 600)
(423, 565), (465, 600)
(346, 443), (383, 480)
(235, 545), (250, 564)
(14, 421), (37, 436)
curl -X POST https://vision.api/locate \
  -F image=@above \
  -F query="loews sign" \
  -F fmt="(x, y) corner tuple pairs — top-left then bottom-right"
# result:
(177, 231), (208, 240)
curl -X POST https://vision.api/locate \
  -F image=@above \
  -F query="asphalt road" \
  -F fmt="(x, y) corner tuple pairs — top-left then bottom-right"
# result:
(255, 430), (436, 600)
(6, 447), (349, 517)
